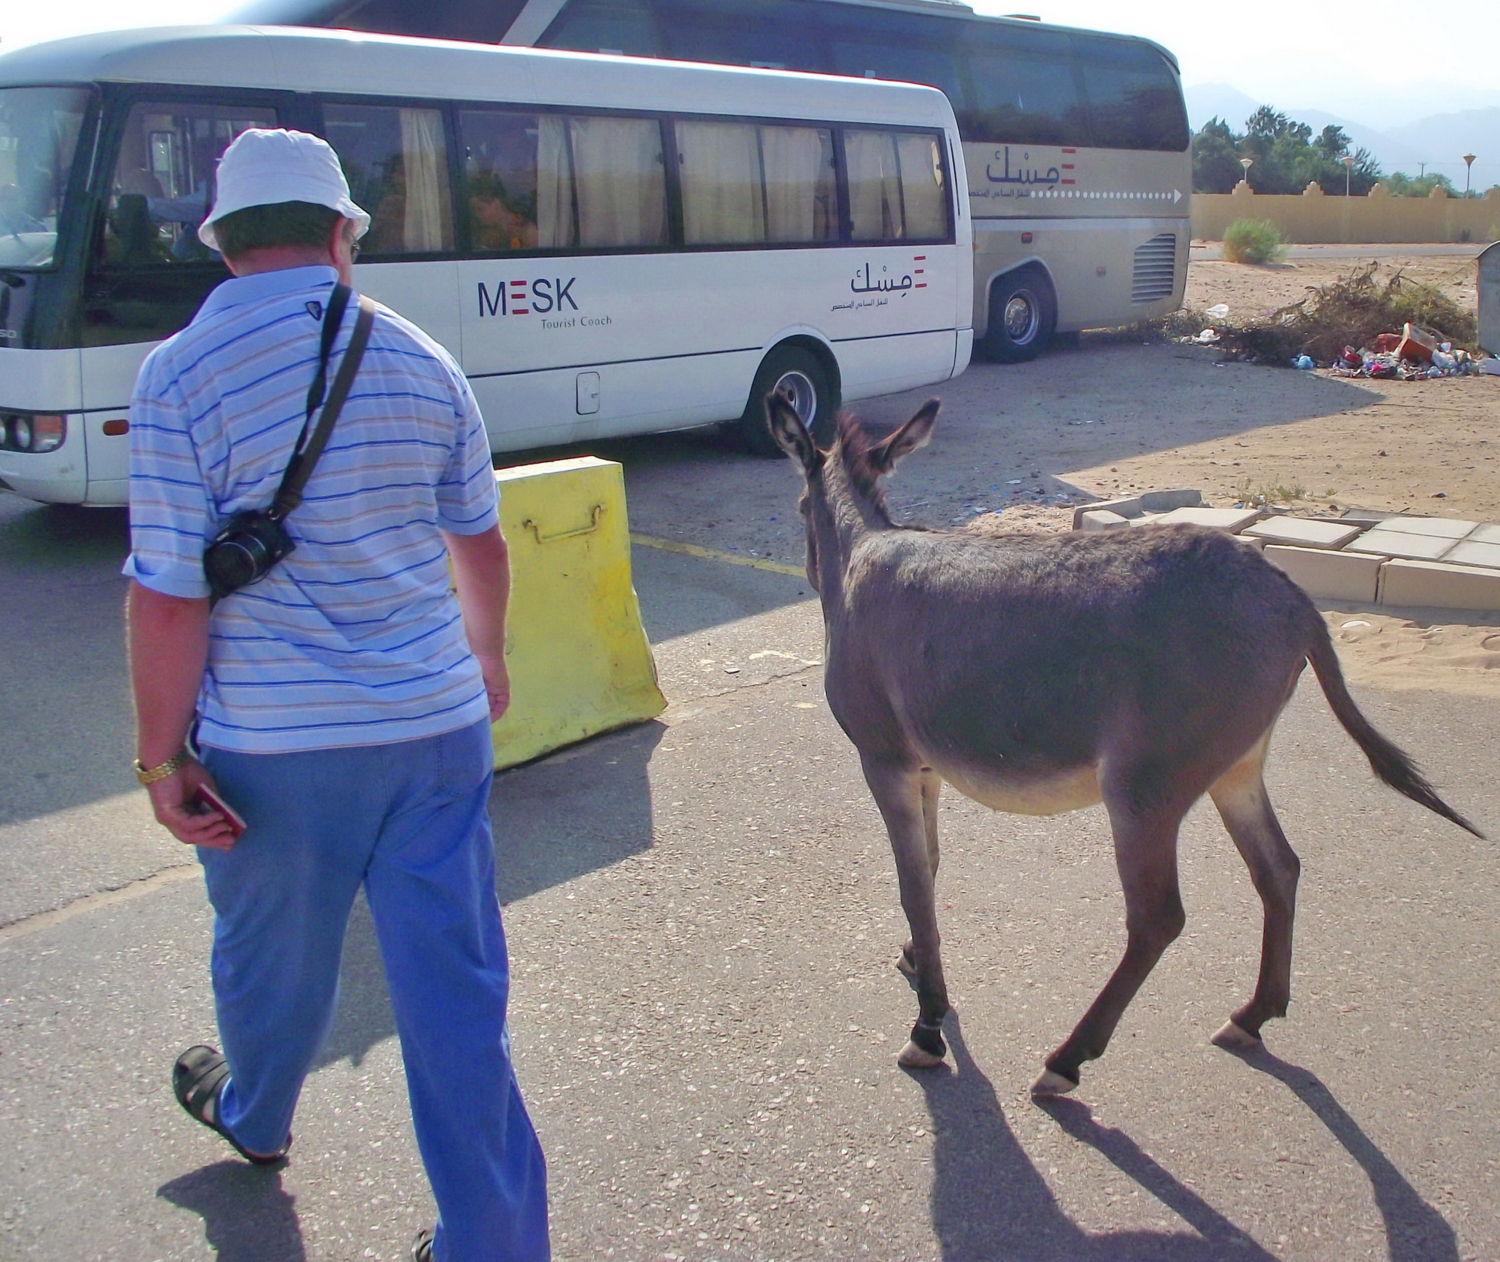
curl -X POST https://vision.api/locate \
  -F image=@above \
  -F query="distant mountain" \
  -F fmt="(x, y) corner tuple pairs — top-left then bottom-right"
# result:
(1183, 83), (1499, 188)
(1289, 109), (1425, 178)
(1183, 83), (1260, 132)
(1384, 108), (1500, 188)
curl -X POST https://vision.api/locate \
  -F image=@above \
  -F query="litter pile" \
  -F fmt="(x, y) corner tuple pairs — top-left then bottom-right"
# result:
(1178, 263), (1495, 377)
(1324, 326), (1482, 381)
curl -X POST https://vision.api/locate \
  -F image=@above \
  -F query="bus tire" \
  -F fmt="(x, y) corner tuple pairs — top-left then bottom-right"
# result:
(976, 267), (1056, 363)
(739, 345), (837, 457)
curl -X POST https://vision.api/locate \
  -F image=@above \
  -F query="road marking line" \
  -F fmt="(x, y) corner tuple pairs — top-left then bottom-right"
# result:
(630, 533), (805, 577)
(0, 865), (200, 945)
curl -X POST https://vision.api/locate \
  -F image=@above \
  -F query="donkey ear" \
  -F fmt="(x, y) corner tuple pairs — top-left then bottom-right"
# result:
(764, 389), (820, 471)
(868, 398), (940, 474)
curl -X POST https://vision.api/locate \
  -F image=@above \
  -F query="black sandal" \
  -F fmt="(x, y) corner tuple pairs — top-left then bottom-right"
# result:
(412, 1228), (435, 1261)
(172, 1044), (290, 1165)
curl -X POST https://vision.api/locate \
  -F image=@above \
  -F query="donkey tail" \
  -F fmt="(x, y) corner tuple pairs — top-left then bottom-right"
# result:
(1304, 614), (1484, 838)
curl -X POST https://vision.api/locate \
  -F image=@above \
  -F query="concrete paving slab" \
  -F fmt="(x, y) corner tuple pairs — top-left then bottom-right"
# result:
(1071, 497), (1141, 529)
(1137, 489), (1203, 513)
(1079, 509), (1129, 531)
(1263, 545), (1383, 603)
(1139, 506), (1264, 532)
(1362, 517), (1477, 539)
(1444, 539), (1500, 570)
(1242, 518), (1364, 549)
(1345, 528), (1454, 561)
(1378, 558), (1500, 610)
(1469, 524), (1500, 545)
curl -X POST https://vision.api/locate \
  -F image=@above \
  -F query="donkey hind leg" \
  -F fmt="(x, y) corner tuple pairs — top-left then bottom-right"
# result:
(1208, 744), (1300, 1054)
(1033, 798), (1188, 1097)
(862, 758), (950, 1068)
(897, 769), (942, 981)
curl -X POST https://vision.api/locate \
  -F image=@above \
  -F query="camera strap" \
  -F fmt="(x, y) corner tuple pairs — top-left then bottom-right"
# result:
(269, 284), (376, 521)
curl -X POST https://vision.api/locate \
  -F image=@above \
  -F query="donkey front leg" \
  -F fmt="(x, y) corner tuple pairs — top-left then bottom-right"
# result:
(1033, 798), (1187, 1096)
(1208, 752), (1300, 1053)
(862, 757), (950, 1068)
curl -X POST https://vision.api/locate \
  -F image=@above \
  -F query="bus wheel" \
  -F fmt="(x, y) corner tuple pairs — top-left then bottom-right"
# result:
(739, 345), (836, 457)
(977, 267), (1056, 363)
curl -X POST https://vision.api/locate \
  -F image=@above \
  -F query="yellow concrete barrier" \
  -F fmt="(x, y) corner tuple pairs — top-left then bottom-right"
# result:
(489, 455), (665, 770)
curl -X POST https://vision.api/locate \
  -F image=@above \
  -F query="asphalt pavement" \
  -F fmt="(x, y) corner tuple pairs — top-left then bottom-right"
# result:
(2, 416), (1498, 1260)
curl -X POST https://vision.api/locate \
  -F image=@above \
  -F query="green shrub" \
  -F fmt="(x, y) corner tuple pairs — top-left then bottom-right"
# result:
(1222, 219), (1285, 265)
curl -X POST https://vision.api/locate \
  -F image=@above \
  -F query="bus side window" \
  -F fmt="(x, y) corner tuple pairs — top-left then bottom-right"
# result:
(677, 120), (835, 246)
(678, 121), (765, 245)
(844, 128), (948, 243)
(458, 109), (542, 253)
(537, 0), (662, 57)
(820, 6), (969, 120)
(555, 115), (668, 249)
(655, 0), (829, 72)
(102, 101), (277, 267)
(323, 103), (455, 257)
(760, 126), (836, 244)
(962, 29), (1086, 149)
(1073, 37), (1190, 152)
(86, 99), (276, 348)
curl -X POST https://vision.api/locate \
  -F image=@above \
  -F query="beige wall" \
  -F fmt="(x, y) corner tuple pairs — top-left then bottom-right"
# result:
(1192, 181), (1500, 244)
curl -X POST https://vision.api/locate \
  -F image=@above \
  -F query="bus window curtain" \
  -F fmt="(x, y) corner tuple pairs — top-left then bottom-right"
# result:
(536, 115), (577, 248)
(568, 116), (667, 248)
(845, 129), (903, 240)
(398, 108), (453, 251)
(760, 125), (833, 243)
(678, 120), (764, 245)
(894, 133), (945, 238)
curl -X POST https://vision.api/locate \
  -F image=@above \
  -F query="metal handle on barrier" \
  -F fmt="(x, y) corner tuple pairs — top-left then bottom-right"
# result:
(521, 503), (605, 544)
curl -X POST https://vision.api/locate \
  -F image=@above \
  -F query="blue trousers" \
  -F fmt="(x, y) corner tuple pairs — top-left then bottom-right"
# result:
(197, 719), (549, 1262)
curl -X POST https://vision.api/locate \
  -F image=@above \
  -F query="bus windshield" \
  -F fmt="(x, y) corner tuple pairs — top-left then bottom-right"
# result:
(0, 86), (90, 269)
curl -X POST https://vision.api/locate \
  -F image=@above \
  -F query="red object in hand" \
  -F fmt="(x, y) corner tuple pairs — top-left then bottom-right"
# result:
(192, 785), (247, 840)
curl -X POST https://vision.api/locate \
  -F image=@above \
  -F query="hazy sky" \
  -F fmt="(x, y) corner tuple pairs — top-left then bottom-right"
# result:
(4, 0), (1498, 127)
(969, 0), (1500, 122)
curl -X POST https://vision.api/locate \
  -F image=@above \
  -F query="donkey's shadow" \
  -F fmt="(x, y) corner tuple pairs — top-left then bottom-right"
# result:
(1219, 1045), (1459, 1262)
(914, 1015), (1458, 1261)
(913, 1014), (1274, 1261)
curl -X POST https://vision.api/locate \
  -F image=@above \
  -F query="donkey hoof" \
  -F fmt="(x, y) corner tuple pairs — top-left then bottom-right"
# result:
(1211, 1019), (1265, 1054)
(1029, 1068), (1079, 1098)
(897, 1040), (946, 1069)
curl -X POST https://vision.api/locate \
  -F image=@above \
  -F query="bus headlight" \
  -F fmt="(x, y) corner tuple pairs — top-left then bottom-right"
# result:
(1, 413), (67, 453)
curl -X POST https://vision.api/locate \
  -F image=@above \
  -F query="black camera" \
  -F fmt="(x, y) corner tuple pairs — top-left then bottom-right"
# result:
(199, 284), (370, 604)
(203, 510), (296, 601)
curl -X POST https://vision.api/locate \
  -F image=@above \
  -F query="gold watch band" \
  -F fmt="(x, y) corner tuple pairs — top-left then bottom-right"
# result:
(134, 749), (189, 785)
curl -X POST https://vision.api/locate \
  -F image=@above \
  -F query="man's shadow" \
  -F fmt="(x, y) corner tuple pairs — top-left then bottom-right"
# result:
(1217, 1043), (1459, 1262)
(157, 1162), (305, 1261)
(915, 1013), (1275, 1260)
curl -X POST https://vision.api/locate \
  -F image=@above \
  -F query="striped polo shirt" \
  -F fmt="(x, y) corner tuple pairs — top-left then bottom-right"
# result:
(124, 265), (499, 754)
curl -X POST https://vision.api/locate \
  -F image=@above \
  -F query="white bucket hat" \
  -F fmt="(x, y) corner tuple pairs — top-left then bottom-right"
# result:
(198, 128), (370, 251)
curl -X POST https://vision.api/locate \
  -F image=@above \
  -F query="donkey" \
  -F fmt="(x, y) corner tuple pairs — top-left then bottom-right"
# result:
(766, 392), (1482, 1097)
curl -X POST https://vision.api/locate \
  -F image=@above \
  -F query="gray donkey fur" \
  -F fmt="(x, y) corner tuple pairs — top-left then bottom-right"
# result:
(767, 392), (1481, 1096)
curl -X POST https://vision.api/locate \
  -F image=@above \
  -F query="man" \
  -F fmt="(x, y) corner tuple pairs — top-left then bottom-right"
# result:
(124, 128), (549, 1262)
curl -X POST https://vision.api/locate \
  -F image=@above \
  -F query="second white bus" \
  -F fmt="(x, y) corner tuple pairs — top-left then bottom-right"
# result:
(0, 26), (972, 505)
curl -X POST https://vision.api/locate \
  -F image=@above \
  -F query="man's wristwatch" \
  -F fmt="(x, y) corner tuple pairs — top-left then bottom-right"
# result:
(134, 749), (189, 785)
